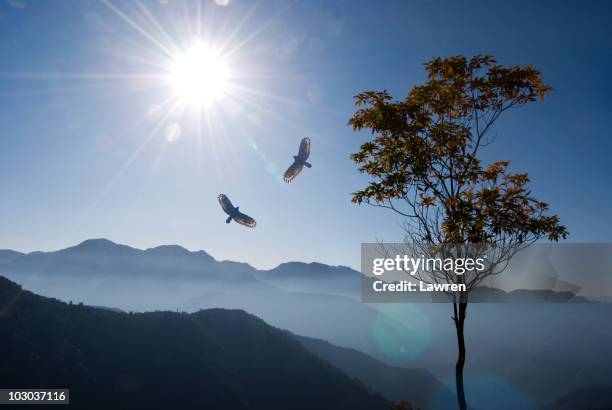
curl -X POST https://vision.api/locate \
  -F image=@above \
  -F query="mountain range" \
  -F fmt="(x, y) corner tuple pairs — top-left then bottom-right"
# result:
(2, 239), (612, 408)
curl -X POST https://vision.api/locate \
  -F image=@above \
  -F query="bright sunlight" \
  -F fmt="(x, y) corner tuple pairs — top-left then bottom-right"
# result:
(169, 43), (230, 106)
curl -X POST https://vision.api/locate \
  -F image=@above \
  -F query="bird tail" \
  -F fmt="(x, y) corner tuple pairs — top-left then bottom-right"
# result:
(304, 161), (312, 168)
(226, 216), (233, 224)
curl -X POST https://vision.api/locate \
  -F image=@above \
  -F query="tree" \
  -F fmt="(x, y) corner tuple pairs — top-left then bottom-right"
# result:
(348, 55), (568, 410)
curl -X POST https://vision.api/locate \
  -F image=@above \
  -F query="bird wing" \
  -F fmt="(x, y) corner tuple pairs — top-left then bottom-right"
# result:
(283, 160), (304, 183)
(297, 137), (310, 160)
(218, 194), (235, 215)
(234, 211), (257, 228)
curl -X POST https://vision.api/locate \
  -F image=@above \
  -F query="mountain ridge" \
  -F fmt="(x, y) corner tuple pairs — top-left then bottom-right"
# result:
(0, 239), (358, 276)
(0, 275), (391, 410)
(1, 239), (600, 304)
(0, 249), (24, 264)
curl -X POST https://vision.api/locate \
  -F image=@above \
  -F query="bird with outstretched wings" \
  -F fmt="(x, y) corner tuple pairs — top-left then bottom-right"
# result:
(283, 137), (312, 183)
(218, 194), (257, 228)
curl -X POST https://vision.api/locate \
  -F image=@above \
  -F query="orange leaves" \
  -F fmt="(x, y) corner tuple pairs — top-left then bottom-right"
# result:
(483, 161), (511, 182)
(348, 54), (567, 244)
(538, 201), (549, 210)
(421, 195), (436, 207)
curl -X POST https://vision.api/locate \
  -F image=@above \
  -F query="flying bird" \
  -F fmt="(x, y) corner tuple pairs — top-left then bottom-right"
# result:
(283, 137), (311, 183)
(218, 194), (257, 228)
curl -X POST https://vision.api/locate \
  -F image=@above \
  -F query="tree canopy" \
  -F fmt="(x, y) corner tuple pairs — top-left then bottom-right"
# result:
(349, 55), (568, 248)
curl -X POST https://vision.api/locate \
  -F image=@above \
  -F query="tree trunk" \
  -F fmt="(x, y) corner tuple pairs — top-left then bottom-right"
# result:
(453, 301), (468, 410)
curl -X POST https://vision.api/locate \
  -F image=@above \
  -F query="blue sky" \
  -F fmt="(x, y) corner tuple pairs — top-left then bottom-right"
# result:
(0, 0), (611, 269)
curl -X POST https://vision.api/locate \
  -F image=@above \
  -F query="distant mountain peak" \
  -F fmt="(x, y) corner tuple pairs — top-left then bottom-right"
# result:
(275, 261), (326, 270)
(58, 239), (138, 256)
(81, 238), (116, 245)
(146, 244), (191, 254)
(74, 238), (122, 249)
(0, 239), (260, 284)
(145, 245), (216, 262)
(268, 261), (359, 277)
(0, 249), (24, 264)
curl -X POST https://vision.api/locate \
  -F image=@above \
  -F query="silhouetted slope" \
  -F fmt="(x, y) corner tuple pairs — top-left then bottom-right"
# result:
(296, 335), (455, 409)
(0, 276), (389, 410)
(547, 386), (612, 409)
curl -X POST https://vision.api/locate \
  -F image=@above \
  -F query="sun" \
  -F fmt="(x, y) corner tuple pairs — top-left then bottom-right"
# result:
(169, 43), (230, 106)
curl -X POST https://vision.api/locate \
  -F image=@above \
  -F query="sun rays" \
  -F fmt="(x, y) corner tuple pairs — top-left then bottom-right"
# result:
(0, 0), (336, 232)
